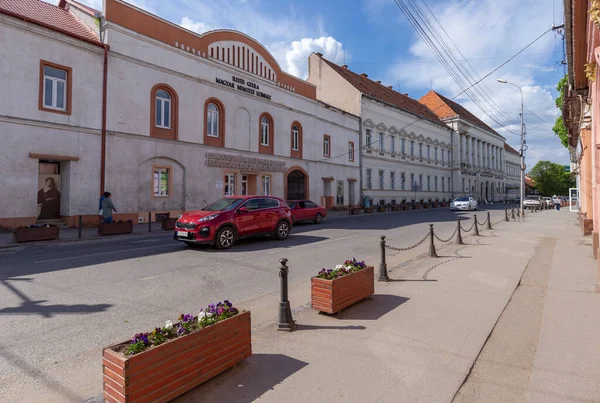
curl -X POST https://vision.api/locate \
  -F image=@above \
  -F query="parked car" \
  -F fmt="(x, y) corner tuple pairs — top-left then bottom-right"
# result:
(450, 197), (478, 211)
(174, 196), (293, 249)
(522, 196), (542, 209)
(542, 197), (553, 208)
(287, 200), (327, 224)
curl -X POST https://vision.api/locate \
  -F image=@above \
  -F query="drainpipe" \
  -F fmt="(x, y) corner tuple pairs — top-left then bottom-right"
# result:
(100, 42), (109, 194)
(358, 94), (364, 206)
(450, 128), (455, 199)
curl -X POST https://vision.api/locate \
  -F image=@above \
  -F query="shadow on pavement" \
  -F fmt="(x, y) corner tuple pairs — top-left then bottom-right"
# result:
(336, 294), (410, 320)
(175, 353), (309, 403)
(295, 324), (366, 331)
(193, 234), (328, 253)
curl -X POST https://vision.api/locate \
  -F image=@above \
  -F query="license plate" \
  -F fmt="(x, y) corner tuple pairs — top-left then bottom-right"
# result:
(177, 231), (188, 237)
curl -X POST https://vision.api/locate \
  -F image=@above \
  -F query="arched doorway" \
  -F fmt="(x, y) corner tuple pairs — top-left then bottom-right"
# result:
(286, 168), (308, 200)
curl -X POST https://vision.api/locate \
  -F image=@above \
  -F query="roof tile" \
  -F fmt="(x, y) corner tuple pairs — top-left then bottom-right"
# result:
(0, 0), (101, 45)
(320, 57), (447, 127)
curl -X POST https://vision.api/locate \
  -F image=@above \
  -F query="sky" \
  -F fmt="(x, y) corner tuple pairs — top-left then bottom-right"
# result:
(46, 0), (568, 169)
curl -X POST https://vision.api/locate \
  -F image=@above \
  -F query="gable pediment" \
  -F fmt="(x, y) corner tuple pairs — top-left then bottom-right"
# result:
(376, 123), (387, 132)
(388, 126), (398, 134)
(363, 119), (375, 128)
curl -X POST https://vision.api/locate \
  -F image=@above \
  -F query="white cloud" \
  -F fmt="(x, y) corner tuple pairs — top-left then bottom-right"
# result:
(383, 0), (566, 167)
(180, 16), (213, 34)
(283, 37), (346, 79)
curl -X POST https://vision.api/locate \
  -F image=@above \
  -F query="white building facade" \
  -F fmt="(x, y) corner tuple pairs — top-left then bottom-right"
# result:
(0, 0), (360, 229)
(504, 143), (521, 202)
(308, 55), (454, 207)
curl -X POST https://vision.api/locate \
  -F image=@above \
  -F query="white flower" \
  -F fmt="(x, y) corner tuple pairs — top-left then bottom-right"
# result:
(346, 265), (353, 270)
(198, 311), (213, 322)
(165, 320), (173, 330)
(335, 264), (344, 270)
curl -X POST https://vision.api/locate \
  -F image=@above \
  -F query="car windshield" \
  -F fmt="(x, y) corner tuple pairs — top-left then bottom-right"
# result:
(454, 197), (469, 202)
(525, 196), (538, 200)
(203, 198), (244, 211)
(287, 202), (297, 208)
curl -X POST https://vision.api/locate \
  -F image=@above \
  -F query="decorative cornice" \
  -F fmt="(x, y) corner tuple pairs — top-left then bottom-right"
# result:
(590, 0), (600, 28)
(585, 62), (597, 82)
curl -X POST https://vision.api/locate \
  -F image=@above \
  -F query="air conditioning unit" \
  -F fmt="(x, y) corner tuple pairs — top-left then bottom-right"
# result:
(138, 217), (145, 223)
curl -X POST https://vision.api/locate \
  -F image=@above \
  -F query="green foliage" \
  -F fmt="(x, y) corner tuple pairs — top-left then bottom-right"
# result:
(528, 160), (575, 196)
(553, 75), (569, 149)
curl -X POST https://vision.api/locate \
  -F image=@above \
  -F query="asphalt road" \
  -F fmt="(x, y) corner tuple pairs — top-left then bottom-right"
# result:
(0, 205), (510, 403)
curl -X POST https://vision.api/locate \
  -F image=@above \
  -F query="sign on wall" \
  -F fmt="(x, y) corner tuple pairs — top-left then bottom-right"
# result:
(216, 75), (272, 100)
(205, 153), (286, 172)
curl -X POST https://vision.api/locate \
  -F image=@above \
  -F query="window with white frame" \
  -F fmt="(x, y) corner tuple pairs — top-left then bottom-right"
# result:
(448, 150), (451, 163)
(411, 141), (415, 156)
(207, 102), (220, 137)
(261, 116), (270, 146)
(390, 171), (395, 190)
(155, 90), (171, 128)
(419, 143), (423, 158)
(401, 172), (406, 190)
(366, 129), (372, 148)
(261, 175), (271, 195)
(427, 175), (431, 191)
(378, 132), (384, 150)
(43, 65), (68, 111)
(442, 177), (445, 192)
(434, 176), (438, 191)
(419, 174), (423, 189)
(401, 138), (406, 154)
(323, 135), (331, 157)
(435, 147), (438, 161)
(348, 142), (355, 161)
(441, 150), (445, 162)
(391, 136), (396, 154)
(224, 173), (236, 196)
(153, 167), (169, 197)
(366, 169), (372, 189)
(411, 173), (415, 190)
(379, 170), (384, 189)
(291, 125), (299, 151)
(427, 145), (431, 160)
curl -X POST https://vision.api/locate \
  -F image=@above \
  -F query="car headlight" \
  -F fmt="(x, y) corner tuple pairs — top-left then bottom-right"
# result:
(199, 214), (219, 223)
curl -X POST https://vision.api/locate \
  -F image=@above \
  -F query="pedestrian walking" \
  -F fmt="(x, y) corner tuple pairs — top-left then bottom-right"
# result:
(101, 192), (118, 223)
(99, 191), (108, 217)
(553, 195), (561, 211)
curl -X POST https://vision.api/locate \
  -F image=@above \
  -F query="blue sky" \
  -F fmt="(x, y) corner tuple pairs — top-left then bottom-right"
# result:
(48, 0), (567, 168)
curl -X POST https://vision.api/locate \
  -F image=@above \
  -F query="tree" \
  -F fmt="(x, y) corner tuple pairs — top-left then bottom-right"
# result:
(553, 75), (569, 149)
(528, 160), (575, 196)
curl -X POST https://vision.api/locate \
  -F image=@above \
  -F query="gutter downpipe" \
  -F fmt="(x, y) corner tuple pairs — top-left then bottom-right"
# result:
(101, 44), (108, 194)
(358, 93), (364, 207)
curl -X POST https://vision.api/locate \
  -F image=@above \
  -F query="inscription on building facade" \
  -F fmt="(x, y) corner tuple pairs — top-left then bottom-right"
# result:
(216, 75), (272, 100)
(205, 153), (286, 172)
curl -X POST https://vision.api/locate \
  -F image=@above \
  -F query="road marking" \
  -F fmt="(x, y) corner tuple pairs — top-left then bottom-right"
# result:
(267, 234), (359, 254)
(141, 272), (173, 280)
(130, 239), (163, 244)
(34, 244), (175, 263)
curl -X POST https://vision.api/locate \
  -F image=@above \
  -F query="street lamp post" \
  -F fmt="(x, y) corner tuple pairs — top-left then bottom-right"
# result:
(497, 79), (525, 217)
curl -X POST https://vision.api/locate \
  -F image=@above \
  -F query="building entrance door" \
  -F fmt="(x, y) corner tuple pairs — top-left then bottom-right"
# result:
(37, 162), (61, 220)
(287, 170), (306, 200)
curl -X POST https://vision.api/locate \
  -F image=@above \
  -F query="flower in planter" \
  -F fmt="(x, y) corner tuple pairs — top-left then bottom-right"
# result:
(316, 258), (367, 280)
(165, 320), (173, 330)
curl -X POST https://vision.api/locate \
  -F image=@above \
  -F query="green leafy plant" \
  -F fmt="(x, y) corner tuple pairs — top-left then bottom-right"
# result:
(553, 75), (569, 149)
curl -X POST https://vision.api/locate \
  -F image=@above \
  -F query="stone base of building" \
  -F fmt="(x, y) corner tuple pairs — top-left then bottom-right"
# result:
(579, 212), (593, 236)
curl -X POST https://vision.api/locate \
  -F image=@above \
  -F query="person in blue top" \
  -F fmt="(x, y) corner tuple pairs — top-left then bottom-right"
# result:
(99, 192), (108, 216)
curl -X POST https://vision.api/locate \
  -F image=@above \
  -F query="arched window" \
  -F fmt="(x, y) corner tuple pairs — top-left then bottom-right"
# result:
(291, 125), (299, 151)
(258, 113), (274, 155)
(261, 117), (270, 146)
(150, 84), (178, 140)
(290, 122), (303, 159)
(155, 90), (171, 128)
(207, 103), (219, 137)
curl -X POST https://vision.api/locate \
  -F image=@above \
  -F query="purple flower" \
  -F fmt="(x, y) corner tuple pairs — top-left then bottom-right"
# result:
(176, 325), (186, 336)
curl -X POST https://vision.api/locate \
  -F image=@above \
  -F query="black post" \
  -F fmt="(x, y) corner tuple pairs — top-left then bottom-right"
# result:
(487, 211), (493, 230)
(78, 215), (83, 239)
(277, 258), (295, 331)
(505, 209), (509, 222)
(378, 235), (389, 281)
(148, 212), (152, 232)
(511, 208), (516, 220)
(457, 218), (464, 245)
(474, 215), (480, 236)
(429, 224), (438, 257)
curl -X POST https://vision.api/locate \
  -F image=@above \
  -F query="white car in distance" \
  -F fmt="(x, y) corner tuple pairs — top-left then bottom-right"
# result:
(450, 197), (478, 211)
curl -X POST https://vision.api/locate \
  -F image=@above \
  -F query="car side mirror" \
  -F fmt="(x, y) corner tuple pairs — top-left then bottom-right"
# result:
(238, 207), (249, 214)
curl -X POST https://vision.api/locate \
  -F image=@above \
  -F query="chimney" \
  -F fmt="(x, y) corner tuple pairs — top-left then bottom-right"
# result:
(403, 93), (409, 96)
(387, 85), (393, 89)
(342, 65), (348, 69)
(360, 73), (368, 78)
(315, 52), (323, 57)
(376, 80), (381, 84)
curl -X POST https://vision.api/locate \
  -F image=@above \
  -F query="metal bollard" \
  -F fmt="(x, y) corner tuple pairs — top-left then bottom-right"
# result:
(474, 215), (480, 236)
(505, 209), (509, 222)
(456, 218), (464, 245)
(277, 258), (296, 331)
(378, 236), (389, 282)
(148, 212), (152, 232)
(78, 215), (83, 239)
(517, 208), (520, 217)
(429, 224), (438, 257)
(487, 211), (493, 230)
(511, 208), (516, 220)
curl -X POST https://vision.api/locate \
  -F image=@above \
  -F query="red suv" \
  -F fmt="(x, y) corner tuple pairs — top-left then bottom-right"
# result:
(174, 196), (293, 249)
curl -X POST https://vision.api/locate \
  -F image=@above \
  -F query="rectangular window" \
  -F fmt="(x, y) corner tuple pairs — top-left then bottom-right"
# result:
(390, 171), (395, 190)
(441, 150), (444, 162)
(41, 62), (70, 113)
(419, 143), (423, 158)
(391, 136), (396, 153)
(427, 175), (431, 191)
(442, 177), (445, 192)
(427, 145), (431, 160)
(348, 141), (355, 162)
(366, 129), (372, 148)
(379, 170), (384, 189)
(153, 167), (170, 197)
(225, 173), (236, 196)
(401, 138), (406, 154)
(261, 175), (271, 195)
(410, 141), (415, 156)
(410, 173), (415, 191)
(419, 174), (423, 189)
(462, 178), (466, 192)
(435, 147), (438, 161)
(291, 128), (299, 151)
(434, 176), (438, 192)
(401, 173), (406, 190)
(323, 135), (331, 157)
(366, 169), (372, 189)
(378, 132), (384, 150)
(448, 150), (451, 163)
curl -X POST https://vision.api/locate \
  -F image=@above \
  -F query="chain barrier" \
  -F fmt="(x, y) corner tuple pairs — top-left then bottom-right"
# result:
(422, 245), (471, 280)
(434, 227), (458, 243)
(460, 221), (475, 232)
(385, 232), (429, 252)
(476, 216), (488, 226)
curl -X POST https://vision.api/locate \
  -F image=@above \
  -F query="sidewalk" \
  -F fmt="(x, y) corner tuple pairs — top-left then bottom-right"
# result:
(174, 211), (600, 403)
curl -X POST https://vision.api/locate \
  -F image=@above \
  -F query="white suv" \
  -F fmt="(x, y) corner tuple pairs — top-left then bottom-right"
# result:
(523, 196), (542, 209)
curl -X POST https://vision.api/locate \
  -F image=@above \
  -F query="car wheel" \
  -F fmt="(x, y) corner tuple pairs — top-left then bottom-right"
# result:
(314, 213), (323, 224)
(275, 221), (290, 240)
(215, 227), (235, 250)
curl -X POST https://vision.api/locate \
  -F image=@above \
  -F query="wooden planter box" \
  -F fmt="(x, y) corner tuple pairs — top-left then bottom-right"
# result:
(13, 226), (59, 243)
(402, 205), (409, 211)
(423, 203), (430, 209)
(433, 203), (440, 208)
(390, 205), (401, 211)
(311, 266), (375, 314)
(161, 218), (177, 231)
(102, 311), (251, 403)
(99, 221), (134, 236)
(377, 206), (387, 212)
(364, 207), (376, 214)
(350, 208), (363, 215)
(415, 204), (423, 210)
